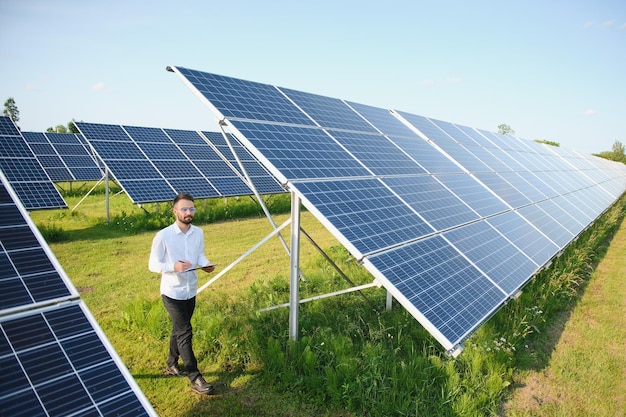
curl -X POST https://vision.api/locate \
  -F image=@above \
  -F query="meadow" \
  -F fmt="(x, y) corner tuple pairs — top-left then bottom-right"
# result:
(31, 182), (626, 417)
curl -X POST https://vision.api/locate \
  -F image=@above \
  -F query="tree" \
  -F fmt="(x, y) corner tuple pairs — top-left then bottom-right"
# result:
(497, 124), (515, 136)
(3, 97), (20, 125)
(594, 140), (626, 164)
(68, 121), (79, 133)
(46, 124), (68, 133)
(611, 140), (625, 158)
(534, 139), (560, 147)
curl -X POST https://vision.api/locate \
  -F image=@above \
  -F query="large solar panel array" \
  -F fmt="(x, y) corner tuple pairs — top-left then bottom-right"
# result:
(75, 122), (284, 204)
(22, 131), (104, 181)
(170, 66), (626, 353)
(0, 116), (66, 210)
(0, 168), (157, 416)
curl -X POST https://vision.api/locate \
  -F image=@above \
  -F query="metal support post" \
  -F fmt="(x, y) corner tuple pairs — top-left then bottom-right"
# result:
(289, 192), (301, 340)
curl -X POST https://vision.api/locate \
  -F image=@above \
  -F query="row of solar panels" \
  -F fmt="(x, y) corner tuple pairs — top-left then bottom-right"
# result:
(169, 65), (626, 353)
(0, 168), (158, 416)
(0, 115), (285, 211)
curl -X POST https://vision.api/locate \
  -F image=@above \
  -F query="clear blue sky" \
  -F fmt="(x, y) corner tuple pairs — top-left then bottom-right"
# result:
(1, 0), (624, 154)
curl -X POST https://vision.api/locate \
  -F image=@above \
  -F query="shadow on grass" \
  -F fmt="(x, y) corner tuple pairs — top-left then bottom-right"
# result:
(508, 199), (626, 373)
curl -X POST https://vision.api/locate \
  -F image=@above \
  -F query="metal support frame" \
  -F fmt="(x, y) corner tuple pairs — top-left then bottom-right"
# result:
(289, 191), (301, 340)
(196, 218), (291, 294)
(195, 122), (385, 341)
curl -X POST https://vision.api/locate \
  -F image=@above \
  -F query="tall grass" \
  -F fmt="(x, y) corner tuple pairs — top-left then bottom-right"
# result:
(36, 184), (625, 417)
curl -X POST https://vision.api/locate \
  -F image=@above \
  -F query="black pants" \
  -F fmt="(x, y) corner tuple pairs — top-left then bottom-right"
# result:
(162, 294), (201, 382)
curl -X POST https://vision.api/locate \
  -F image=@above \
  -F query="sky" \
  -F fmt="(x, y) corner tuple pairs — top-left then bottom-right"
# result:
(0, 0), (624, 154)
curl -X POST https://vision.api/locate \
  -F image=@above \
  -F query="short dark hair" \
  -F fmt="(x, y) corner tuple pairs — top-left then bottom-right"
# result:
(173, 193), (194, 205)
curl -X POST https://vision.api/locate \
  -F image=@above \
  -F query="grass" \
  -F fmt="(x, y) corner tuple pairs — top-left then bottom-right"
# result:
(501, 206), (626, 416)
(31, 182), (626, 417)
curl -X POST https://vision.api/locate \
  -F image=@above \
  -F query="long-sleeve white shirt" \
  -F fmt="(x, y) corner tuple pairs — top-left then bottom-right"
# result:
(148, 222), (211, 300)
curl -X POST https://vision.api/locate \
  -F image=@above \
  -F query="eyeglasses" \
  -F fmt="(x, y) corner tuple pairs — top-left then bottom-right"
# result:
(178, 207), (196, 213)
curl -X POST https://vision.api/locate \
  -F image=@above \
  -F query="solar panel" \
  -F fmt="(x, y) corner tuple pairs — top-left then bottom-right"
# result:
(0, 169), (157, 416)
(22, 132), (104, 181)
(0, 116), (66, 210)
(76, 122), (284, 204)
(170, 65), (626, 353)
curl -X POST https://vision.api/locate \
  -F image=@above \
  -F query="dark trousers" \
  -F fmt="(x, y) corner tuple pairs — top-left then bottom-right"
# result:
(162, 294), (201, 382)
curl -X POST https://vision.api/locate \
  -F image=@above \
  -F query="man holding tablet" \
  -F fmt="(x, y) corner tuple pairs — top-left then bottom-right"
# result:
(149, 193), (216, 395)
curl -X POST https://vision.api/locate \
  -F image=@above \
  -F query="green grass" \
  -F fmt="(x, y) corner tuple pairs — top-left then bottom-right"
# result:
(31, 183), (626, 417)
(501, 205), (626, 416)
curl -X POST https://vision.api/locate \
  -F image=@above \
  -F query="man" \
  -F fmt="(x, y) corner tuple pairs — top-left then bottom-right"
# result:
(149, 193), (216, 395)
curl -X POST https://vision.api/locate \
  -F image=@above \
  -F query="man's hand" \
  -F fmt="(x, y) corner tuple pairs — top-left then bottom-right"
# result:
(175, 260), (191, 272)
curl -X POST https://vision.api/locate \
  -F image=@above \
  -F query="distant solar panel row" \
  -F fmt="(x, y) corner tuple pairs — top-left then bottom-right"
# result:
(170, 66), (626, 352)
(76, 122), (284, 204)
(22, 131), (104, 181)
(0, 116), (66, 210)
(0, 169), (157, 416)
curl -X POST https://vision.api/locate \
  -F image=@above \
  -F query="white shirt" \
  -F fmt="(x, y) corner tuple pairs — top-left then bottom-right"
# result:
(148, 222), (211, 300)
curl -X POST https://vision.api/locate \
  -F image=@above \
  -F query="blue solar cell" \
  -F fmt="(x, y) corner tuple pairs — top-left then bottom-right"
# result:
(124, 126), (172, 143)
(231, 120), (371, 181)
(329, 130), (427, 176)
(453, 124), (495, 148)
(498, 172), (550, 202)
(0, 175), (154, 417)
(280, 87), (378, 133)
(517, 204), (573, 249)
(443, 220), (538, 294)
(347, 101), (416, 137)
(168, 178), (220, 199)
(151, 159), (203, 178)
(90, 140), (145, 160)
(487, 211), (559, 266)
(474, 172), (531, 208)
(294, 178), (434, 256)
(536, 198), (585, 236)
(436, 173), (509, 217)
(165, 129), (207, 144)
(428, 118), (479, 147)
(76, 122), (131, 141)
(37, 154), (66, 168)
(0, 303), (156, 417)
(78, 121), (283, 203)
(177, 143), (220, 159)
(429, 138), (493, 173)
(204, 177), (254, 197)
(368, 235), (507, 347)
(386, 134), (463, 174)
(104, 160), (161, 180)
(0, 119), (66, 209)
(119, 179), (176, 203)
(5, 182), (66, 210)
(176, 67), (316, 125)
(382, 175), (478, 231)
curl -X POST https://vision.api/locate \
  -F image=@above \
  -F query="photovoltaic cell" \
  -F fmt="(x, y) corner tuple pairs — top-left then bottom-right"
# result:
(76, 122), (283, 203)
(280, 87), (378, 133)
(40, 132), (103, 181)
(231, 120), (371, 181)
(0, 303), (156, 417)
(0, 170), (157, 416)
(0, 117), (66, 210)
(367, 235), (507, 344)
(381, 175), (478, 231)
(293, 178), (434, 257)
(170, 65), (626, 352)
(443, 220), (538, 294)
(176, 67), (316, 126)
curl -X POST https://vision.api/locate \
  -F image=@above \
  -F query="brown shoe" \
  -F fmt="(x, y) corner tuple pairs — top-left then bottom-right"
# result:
(190, 376), (214, 395)
(164, 364), (187, 377)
